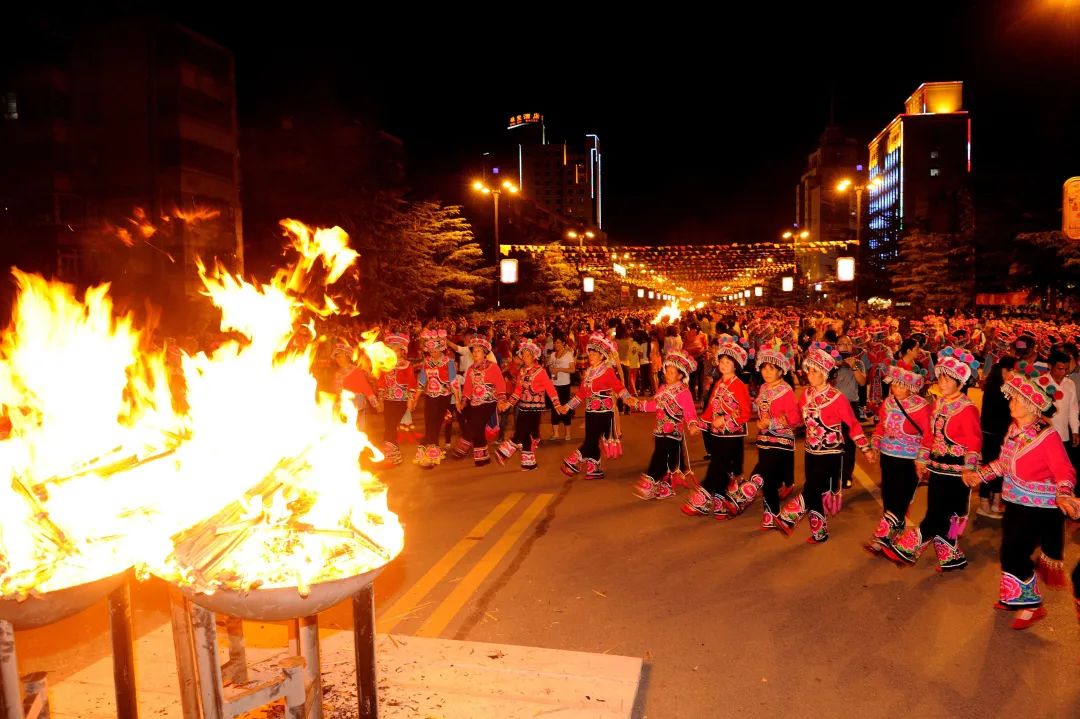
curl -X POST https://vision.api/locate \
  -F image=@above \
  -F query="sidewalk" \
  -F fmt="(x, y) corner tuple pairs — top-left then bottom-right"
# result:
(42, 618), (644, 718)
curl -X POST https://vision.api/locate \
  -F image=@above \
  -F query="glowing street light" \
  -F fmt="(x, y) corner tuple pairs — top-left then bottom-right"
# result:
(837, 256), (855, 282)
(782, 276), (794, 292)
(500, 258), (518, 284)
(637, 288), (645, 298)
(583, 277), (595, 293)
(472, 178), (520, 307)
(754, 286), (763, 297)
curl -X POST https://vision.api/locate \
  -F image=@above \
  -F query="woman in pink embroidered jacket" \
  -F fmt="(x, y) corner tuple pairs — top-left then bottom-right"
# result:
(775, 342), (871, 543)
(865, 361), (932, 555)
(723, 340), (801, 521)
(884, 347), (982, 572)
(495, 340), (561, 471)
(962, 364), (1077, 630)
(629, 350), (699, 501)
(559, 333), (630, 480)
(452, 334), (506, 467)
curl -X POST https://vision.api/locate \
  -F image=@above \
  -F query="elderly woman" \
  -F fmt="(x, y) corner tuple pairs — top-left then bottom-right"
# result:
(962, 364), (1077, 630)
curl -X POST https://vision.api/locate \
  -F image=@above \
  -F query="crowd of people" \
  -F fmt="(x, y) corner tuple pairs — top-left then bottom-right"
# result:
(319, 305), (1080, 631)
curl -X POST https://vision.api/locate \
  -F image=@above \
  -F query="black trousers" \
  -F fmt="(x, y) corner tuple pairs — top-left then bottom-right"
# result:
(701, 435), (744, 494)
(688, 363), (703, 400)
(1001, 502), (1065, 581)
(752, 447), (794, 514)
(579, 411), (613, 461)
(804, 452), (842, 516)
(382, 399), (407, 446)
(880, 453), (919, 522)
(552, 384), (573, 426)
(639, 365), (653, 395)
(918, 470), (971, 540)
(513, 409), (543, 448)
(422, 394), (452, 445)
(462, 402), (496, 446)
(646, 436), (683, 480)
(842, 404), (857, 485)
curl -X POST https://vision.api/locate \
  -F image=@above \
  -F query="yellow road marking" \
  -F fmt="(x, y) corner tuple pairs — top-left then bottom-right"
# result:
(377, 492), (525, 633)
(415, 494), (553, 638)
(853, 464), (879, 496)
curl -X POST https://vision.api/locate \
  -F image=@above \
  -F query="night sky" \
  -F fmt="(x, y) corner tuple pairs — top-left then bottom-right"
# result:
(13, 3), (1080, 245)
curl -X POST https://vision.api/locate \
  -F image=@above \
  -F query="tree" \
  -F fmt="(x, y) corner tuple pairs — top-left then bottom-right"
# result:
(891, 230), (971, 311)
(415, 203), (490, 316)
(341, 198), (492, 319)
(1011, 232), (1080, 311)
(530, 242), (581, 308)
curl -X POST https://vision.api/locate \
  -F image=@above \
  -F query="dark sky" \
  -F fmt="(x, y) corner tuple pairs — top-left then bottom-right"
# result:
(22, 3), (1080, 245)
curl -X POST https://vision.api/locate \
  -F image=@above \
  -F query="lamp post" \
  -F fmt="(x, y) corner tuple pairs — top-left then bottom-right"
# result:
(781, 227), (810, 296)
(472, 179), (519, 308)
(835, 176), (882, 312)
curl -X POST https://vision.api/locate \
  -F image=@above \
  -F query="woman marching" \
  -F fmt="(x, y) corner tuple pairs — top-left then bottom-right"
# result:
(496, 339), (561, 470)
(682, 336), (752, 518)
(865, 361), (931, 553)
(775, 342), (871, 542)
(375, 332), (419, 468)
(452, 334), (506, 467)
(723, 340), (800, 521)
(629, 350), (700, 500)
(415, 329), (458, 469)
(961, 364), (1077, 629)
(884, 347), (982, 571)
(560, 332), (630, 480)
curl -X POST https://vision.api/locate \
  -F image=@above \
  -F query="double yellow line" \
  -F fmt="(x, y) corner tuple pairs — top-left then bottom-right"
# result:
(377, 492), (553, 638)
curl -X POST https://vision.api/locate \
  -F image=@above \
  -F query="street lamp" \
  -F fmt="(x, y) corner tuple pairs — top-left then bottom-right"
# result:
(782, 276), (794, 292)
(583, 277), (595, 293)
(835, 176), (883, 310)
(781, 227), (810, 289)
(472, 178), (519, 308)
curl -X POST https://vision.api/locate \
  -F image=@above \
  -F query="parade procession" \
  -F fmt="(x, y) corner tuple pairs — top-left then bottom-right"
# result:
(2, 5), (1079, 719)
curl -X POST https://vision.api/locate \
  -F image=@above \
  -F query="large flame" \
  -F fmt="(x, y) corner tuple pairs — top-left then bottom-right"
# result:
(0, 271), (182, 598)
(653, 303), (682, 324)
(0, 220), (403, 600)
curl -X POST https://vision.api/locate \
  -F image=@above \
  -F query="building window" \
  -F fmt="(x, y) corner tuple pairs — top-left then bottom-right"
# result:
(3, 92), (17, 120)
(930, 151), (939, 159)
(930, 168), (940, 177)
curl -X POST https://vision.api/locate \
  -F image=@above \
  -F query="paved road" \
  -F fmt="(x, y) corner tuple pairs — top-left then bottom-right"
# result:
(15, 411), (1080, 718)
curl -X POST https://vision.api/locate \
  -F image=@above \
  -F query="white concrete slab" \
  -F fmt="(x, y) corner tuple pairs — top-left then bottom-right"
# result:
(35, 622), (643, 718)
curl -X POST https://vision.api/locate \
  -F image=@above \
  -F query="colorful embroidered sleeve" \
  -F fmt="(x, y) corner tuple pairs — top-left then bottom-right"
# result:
(917, 399), (937, 464)
(958, 404), (983, 470)
(536, 368), (560, 403)
(731, 380), (752, 425)
(342, 368), (376, 403)
(507, 370), (523, 406)
(676, 386), (699, 425)
(977, 459), (1003, 484)
(485, 363), (507, 400)
(833, 393), (870, 451)
(780, 388), (803, 429)
(870, 402), (888, 451)
(1043, 432), (1078, 497)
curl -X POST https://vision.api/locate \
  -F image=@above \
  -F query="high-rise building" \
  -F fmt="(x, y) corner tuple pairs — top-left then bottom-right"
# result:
(506, 113), (603, 232)
(0, 18), (242, 310)
(866, 81), (971, 275)
(796, 124), (863, 285)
